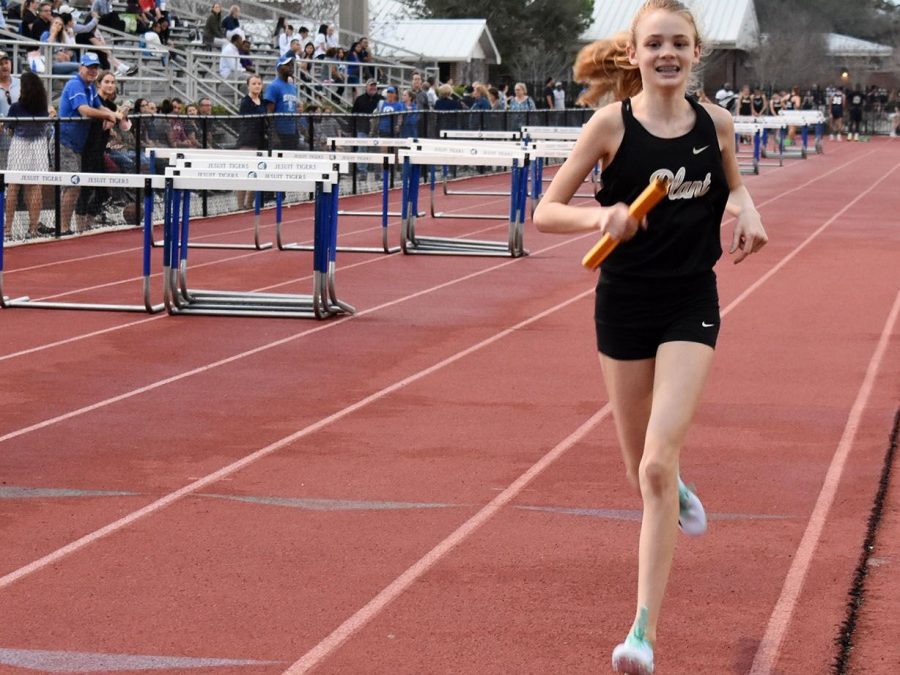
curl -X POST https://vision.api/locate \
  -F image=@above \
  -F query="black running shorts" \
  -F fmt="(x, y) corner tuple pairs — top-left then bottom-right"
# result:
(594, 271), (721, 360)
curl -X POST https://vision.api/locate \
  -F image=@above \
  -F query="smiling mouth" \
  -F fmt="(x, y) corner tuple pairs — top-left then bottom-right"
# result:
(655, 65), (681, 73)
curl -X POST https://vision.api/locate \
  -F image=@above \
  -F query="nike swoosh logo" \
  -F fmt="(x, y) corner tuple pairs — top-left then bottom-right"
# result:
(693, 145), (709, 155)
(701, 321), (715, 328)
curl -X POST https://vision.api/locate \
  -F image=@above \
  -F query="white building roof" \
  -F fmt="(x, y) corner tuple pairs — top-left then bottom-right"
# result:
(581, 0), (759, 51)
(827, 33), (893, 58)
(369, 19), (501, 64)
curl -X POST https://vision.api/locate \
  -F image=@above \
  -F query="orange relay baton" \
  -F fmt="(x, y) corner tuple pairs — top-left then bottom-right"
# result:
(581, 177), (671, 270)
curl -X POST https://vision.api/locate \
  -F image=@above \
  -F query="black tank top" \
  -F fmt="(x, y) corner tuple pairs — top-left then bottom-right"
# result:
(752, 95), (764, 113)
(738, 95), (752, 116)
(596, 97), (728, 280)
(772, 98), (782, 113)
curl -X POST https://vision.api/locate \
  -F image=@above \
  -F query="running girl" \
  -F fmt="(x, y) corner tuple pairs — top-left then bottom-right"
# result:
(533, 1), (768, 673)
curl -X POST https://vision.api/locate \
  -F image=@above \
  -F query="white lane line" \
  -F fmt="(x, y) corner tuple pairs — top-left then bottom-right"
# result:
(0, 148), (877, 363)
(748, 288), (900, 675)
(0, 284), (597, 590)
(0, 196), (515, 359)
(282, 404), (613, 675)
(0, 231), (587, 445)
(279, 154), (898, 674)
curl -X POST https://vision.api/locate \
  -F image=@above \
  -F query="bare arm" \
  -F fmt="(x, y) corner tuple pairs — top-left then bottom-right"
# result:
(533, 103), (641, 242)
(704, 102), (768, 264)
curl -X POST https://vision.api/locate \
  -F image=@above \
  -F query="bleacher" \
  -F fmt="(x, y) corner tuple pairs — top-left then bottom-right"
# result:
(0, 0), (437, 112)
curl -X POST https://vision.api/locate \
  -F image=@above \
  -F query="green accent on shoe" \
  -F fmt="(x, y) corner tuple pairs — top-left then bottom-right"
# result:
(678, 477), (696, 509)
(631, 606), (650, 643)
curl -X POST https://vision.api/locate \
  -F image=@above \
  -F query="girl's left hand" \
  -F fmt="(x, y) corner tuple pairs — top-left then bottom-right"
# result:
(729, 208), (768, 264)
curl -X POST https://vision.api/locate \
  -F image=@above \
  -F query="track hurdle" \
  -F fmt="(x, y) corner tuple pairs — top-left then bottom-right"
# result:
(525, 141), (596, 214)
(409, 139), (530, 222)
(740, 117), (787, 167)
(0, 171), (164, 313)
(399, 145), (529, 257)
(162, 167), (352, 319)
(169, 155), (350, 253)
(325, 137), (426, 224)
(734, 122), (761, 175)
(268, 149), (399, 254)
(780, 110), (825, 154)
(151, 147), (273, 250)
(435, 130), (525, 197)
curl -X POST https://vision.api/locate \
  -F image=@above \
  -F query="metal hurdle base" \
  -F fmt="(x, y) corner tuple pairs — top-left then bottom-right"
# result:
(166, 267), (350, 319)
(400, 213), (527, 258)
(1, 281), (165, 314)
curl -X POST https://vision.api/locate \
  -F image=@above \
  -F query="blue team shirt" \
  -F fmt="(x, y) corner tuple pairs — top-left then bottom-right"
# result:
(59, 74), (100, 152)
(263, 77), (298, 136)
(377, 99), (404, 134)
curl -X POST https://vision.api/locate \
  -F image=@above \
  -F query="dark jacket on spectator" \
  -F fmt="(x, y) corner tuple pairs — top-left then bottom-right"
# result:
(203, 11), (224, 46)
(222, 15), (240, 33)
(351, 91), (382, 115)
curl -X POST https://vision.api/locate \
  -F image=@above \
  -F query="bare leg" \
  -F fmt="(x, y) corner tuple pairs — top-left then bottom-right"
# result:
(4, 184), (19, 237)
(636, 340), (714, 645)
(24, 185), (42, 234)
(599, 354), (654, 490)
(60, 187), (78, 234)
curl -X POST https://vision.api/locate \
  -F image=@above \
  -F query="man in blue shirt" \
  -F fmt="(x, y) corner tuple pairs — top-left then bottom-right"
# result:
(59, 52), (121, 234)
(264, 55), (299, 149)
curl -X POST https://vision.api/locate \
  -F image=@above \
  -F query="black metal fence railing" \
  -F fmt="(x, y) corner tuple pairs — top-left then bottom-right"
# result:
(2, 106), (896, 244)
(2, 108), (594, 243)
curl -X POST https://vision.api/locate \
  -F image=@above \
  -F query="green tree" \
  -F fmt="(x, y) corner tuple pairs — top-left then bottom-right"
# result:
(400, 0), (594, 79)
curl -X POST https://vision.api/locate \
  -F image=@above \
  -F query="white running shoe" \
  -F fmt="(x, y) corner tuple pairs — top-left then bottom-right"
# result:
(678, 478), (707, 536)
(612, 610), (654, 674)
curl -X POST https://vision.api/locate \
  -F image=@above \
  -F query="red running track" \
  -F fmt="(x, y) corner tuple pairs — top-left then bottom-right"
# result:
(0, 138), (898, 674)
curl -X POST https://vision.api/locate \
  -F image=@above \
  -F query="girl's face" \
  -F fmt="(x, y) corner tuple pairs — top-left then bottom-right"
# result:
(304, 44), (315, 57)
(100, 74), (116, 96)
(187, 105), (198, 115)
(401, 91), (411, 104)
(629, 10), (699, 91)
(51, 17), (62, 31)
(248, 76), (262, 95)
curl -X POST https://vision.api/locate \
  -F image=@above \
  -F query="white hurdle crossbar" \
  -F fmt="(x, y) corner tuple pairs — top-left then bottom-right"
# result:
(0, 171), (165, 313)
(521, 126), (584, 141)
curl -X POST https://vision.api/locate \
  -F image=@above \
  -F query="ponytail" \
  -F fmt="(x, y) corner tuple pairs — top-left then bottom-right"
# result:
(573, 32), (642, 107)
